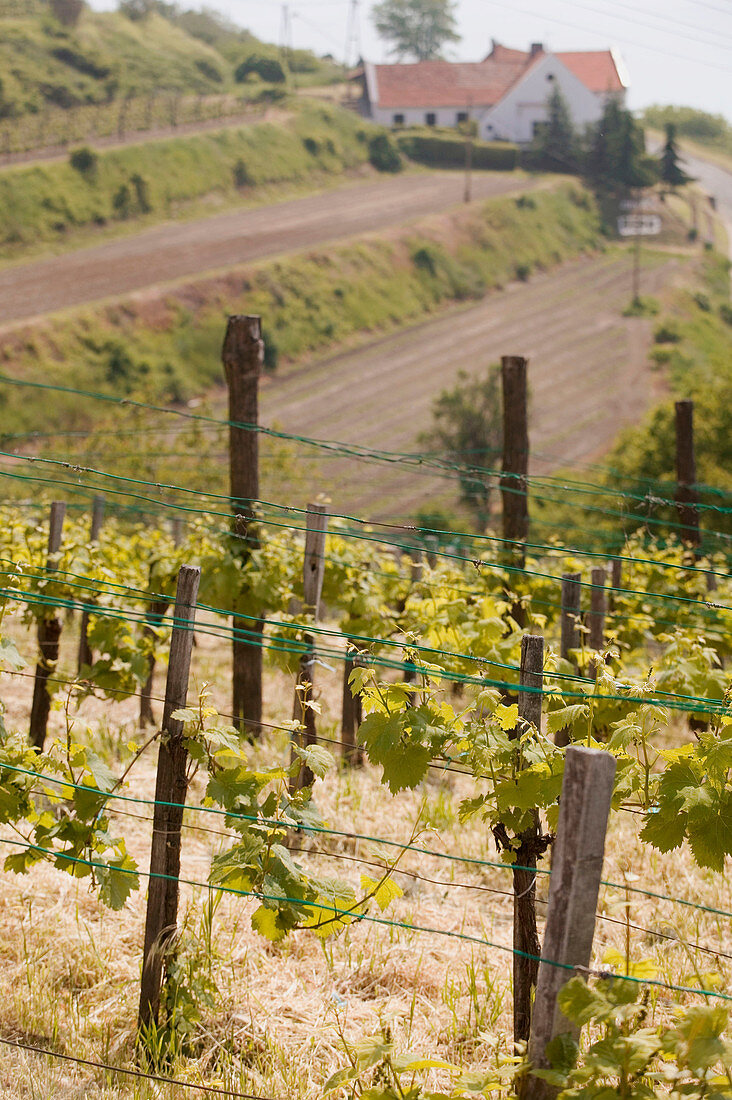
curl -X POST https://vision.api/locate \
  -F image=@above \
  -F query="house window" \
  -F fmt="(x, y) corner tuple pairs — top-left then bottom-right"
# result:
(546, 73), (555, 82)
(425, 112), (437, 126)
(456, 111), (468, 124)
(393, 113), (405, 125)
(532, 120), (547, 138)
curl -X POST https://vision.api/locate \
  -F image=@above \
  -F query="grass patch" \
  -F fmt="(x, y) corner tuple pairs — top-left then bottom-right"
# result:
(0, 101), (379, 256)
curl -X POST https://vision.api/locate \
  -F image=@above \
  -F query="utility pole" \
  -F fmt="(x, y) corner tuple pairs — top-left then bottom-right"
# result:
(280, 3), (293, 85)
(631, 232), (641, 305)
(345, 0), (361, 73)
(463, 96), (474, 204)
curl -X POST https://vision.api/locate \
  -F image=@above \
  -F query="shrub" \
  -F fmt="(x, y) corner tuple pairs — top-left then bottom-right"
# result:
(233, 159), (250, 188)
(396, 129), (518, 171)
(262, 327), (279, 373)
(194, 59), (223, 84)
(368, 131), (402, 173)
(515, 262), (531, 282)
(112, 184), (132, 219)
(693, 291), (711, 311)
(131, 174), (151, 214)
(515, 194), (536, 210)
(235, 55), (286, 85)
(303, 136), (319, 156)
(719, 302), (732, 326)
(654, 321), (681, 343)
(69, 146), (98, 177)
(51, 47), (112, 80)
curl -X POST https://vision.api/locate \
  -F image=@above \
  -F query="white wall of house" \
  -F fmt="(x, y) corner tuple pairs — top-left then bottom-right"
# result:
(482, 54), (609, 143)
(370, 104), (476, 129)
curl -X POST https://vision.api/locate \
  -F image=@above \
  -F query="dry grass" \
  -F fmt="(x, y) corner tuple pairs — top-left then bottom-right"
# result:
(0, 608), (729, 1098)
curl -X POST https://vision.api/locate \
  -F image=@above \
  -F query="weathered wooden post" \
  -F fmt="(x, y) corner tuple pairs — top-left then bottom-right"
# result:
(30, 502), (65, 750)
(674, 399), (700, 549)
(139, 564), (201, 1033)
(223, 316), (264, 737)
(520, 746), (617, 1100)
(510, 633), (545, 1046)
(501, 356), (529, 566)
(555, 572), (582, 747)
(588, 566), (607, 653)
(77, 496), (105, 673)
(291, 504), (328, 790)
(341, 649), (364, 767)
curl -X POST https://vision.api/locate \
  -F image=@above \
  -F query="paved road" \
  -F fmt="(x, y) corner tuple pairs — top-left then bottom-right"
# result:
(682, 149), (732, 268)
(0, 171), (540, 327)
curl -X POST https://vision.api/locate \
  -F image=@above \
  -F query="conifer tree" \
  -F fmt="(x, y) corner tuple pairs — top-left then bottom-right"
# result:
(660, 122), (692, 188)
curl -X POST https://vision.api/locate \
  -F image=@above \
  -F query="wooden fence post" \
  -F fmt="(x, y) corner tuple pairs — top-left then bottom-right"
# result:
(30, 502), (66, 750)
(675, 399), (700, 549)
(291, 504), (328, 790)
(510, 633), (544, 1046)
(588, 566), (607, 653)
(77, 496), (105, 673)
(555, 572), (582, 747)
(521, 746), (617, 1100)
(139, 564), (201, 1033)
(341, 650), (364, 767)
(223, 316), (264, 737)
(501, 356), (529, 566)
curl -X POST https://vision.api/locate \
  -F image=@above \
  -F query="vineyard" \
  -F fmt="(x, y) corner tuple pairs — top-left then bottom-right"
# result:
(0, 317), (731, 1098)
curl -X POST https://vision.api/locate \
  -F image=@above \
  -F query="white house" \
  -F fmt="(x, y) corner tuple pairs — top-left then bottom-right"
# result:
(357, 42), (629, 144)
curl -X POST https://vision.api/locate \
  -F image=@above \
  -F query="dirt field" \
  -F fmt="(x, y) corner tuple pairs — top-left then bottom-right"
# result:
(0, 171), (543, 327)
(255, 250), (689, 518)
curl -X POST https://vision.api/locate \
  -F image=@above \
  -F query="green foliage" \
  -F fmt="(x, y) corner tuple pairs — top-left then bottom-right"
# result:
(368, 130), (403, 173)
(235, 53), (287, 85)
(530, 975), (732, 1098)
(418, 366), (502, 530)
(527, 84), (580, 173)
(661, 122), (692, 189)
(395, 127), (518, 170)
(372, 0), (459, 61)
(69, 143), (97, 176)
(586, 98), (658, 192)
(642, 104), (732, 159)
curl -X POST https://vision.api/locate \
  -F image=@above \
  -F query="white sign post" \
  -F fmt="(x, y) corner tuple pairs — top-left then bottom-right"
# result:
(618, 208), (662, 305)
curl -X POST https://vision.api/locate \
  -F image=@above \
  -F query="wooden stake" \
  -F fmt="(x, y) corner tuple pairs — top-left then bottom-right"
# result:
(674, 400), (701, 549)
(521, 746), (617, 1100)
(291, 504), (328, 790)
(341, 650), (364, 766)
(501, 356), (529, 563)
(139, 564), (201, 1033)
(223, 316), (264, 737)
(30, 502), (65, 750)
(588, 567), (607, 652)
(77, 496), (105, 673)
(510, 633), (544, 1047)
(556, 572), (582, 748)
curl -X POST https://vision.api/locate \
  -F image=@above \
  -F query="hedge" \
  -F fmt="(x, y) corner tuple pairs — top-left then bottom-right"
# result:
(395, 129), (518, 171)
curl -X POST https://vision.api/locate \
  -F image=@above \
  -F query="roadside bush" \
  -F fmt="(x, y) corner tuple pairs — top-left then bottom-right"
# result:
(368, 132), (402, 173)
(719, 302), (732, 326)
(112, 184), (132, 219)
(515, 194), (536, 210)
(654, 321), (681, 343)
(693, 291), (711, 311)
(396, 128), (518, 171)
(69, 146), (98, 177)
(194, 59), (223, 84)
(235, 55), (286, 85)
(131, 173), (151, 214)
(232, 159), (250, 188)
(515, 262), (531, 281)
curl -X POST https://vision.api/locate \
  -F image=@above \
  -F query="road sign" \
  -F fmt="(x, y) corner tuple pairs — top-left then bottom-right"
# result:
(617, 213), (662, 237)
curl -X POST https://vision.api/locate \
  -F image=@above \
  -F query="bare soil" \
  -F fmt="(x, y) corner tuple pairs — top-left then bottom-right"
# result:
(256, 250), (689, 518)
(0, 171), (542, 327)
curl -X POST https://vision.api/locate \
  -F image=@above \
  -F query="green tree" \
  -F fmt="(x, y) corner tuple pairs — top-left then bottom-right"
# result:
(586, 98), (657, 191)
(530, 84), (579, 172)
(661, 121), (692, 188)
(419, 367), (502, 530)
(119, 0), (154, 20)
(372, 0), (459, 61)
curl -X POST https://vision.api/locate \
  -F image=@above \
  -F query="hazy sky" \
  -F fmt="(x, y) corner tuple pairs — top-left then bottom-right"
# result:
(88, 1), (732, 119)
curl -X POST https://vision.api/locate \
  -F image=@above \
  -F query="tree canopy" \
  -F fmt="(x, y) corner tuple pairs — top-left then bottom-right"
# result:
(660, 122), (692, 189)
(529, 85), (580, 173)
(372, 0), (459, 62)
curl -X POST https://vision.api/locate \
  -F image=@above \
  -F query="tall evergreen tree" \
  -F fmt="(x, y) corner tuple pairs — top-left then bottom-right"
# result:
(531, 85), (578, 172)
(586, 99), (657, 191)
(660, 122), (692, 188)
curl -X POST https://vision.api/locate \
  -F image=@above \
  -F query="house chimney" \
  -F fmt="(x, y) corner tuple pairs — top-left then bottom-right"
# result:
(530, 42), (544, 57)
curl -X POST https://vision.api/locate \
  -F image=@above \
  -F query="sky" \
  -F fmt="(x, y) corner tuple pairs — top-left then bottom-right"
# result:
(87, 0), (732, 120)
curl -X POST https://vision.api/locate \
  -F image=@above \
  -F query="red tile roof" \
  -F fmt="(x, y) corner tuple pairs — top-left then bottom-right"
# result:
(555, 51), (624, 93)
(370, 45), (624, 109)
(372, 57), (532, 109)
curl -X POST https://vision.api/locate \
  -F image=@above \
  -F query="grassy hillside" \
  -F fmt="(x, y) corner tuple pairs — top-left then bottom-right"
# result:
(0, 101), (379, 256)
(0, 183), (602, 494)
(0, 4), (339, 118)
(642, 105), (732, 161)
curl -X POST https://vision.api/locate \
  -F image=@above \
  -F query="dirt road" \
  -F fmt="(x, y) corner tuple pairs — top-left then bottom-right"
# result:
(0, 171), (540, 327)
(259, 251), (687, 518)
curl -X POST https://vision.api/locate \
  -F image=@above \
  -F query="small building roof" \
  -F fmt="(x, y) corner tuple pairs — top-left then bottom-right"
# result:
(555, 51), (626, 93)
